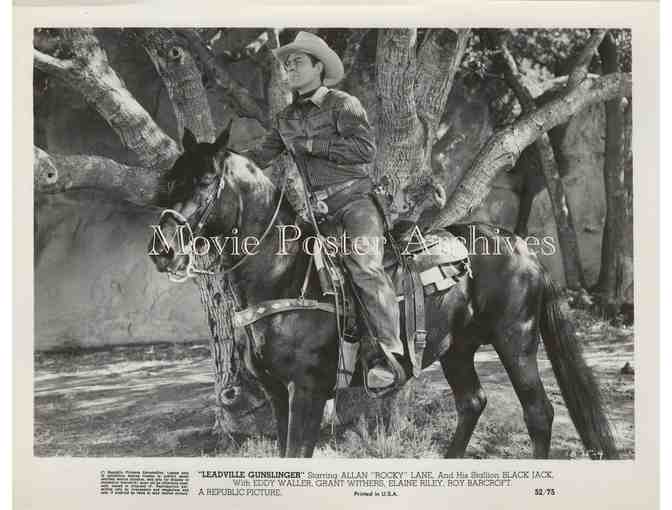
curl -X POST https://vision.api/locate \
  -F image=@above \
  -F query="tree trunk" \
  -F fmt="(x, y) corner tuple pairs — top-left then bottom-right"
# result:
(375, 29), (468, 222)
(534, 138), (585, 288)
(424, 71), (631, 231)
(596, 33), (631, 318)
(374, 29), (422, 219)
(620, 101), (634, 319)
(204, 28), (298, 439)
(133, 29), (216, 144)
(137, 28), (268, 439)
(33, 29), (179, 169)
(195, 263), (274, 438)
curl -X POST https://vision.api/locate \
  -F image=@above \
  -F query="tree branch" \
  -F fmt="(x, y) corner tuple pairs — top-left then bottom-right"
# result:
(341, 29), (369, 81)
(132, 28), (216, 143)
(180, 28), (270, 129)
(424, 71), (631, 231)
(567, 29), (607, 88)
(33, 49), (74, 75)
(33, 29), (179, 169)
(34, 147), (163, 205)
(242, 30), (270, 58)
(415, 29), (471, 142)
(496, 38), (586, 288)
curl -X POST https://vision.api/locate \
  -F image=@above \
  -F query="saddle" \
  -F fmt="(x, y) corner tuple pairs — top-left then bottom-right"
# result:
(231, 190), (471, 396)
(332, 227), (472, 393)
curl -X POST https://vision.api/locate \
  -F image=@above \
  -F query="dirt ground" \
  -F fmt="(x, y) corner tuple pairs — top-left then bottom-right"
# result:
(34, 309), (634, 459)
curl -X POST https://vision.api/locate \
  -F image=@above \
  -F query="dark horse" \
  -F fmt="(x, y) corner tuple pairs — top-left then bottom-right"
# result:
(149, 127), (618, 459)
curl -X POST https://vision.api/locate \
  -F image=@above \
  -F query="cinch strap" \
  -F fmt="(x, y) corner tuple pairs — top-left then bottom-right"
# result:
(233, 298), (354, 329)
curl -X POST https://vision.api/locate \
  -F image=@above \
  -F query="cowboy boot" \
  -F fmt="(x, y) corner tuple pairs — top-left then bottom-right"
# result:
(362, 337), (411, 394)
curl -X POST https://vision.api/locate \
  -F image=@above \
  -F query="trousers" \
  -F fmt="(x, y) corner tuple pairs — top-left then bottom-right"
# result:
(319, 192), (404, 358)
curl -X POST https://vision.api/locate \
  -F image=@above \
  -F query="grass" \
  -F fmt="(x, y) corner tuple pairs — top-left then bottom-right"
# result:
(33, 308), (635, 459)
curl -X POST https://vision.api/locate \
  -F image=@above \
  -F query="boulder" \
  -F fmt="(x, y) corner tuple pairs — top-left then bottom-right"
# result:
(528, 103), (607, 287)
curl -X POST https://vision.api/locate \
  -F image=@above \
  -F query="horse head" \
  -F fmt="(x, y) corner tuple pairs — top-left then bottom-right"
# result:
(148, 122), (266, 413)
(148, 121), (247, 281)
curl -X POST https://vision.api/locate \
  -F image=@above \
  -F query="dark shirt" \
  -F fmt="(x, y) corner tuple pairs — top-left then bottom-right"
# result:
(244, 86), (376, 189)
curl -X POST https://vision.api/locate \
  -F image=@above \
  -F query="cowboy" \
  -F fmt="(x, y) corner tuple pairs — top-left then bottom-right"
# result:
(244, 31), (410, 393)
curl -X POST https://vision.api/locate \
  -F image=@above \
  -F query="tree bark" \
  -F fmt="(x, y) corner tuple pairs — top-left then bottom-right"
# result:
(374, 29), (420, 190)
(34, 147), (163, 205)
(133, 29), (216, 144)
(194, 263), (274, 438)
(413, 29), (471, 209)
(424, 71), (631, 231)
(375, 29), (468, 221)
(415, 29), (470, 135)
(493, 34), (586, 289)
(567, 30), (607, 88)
(33, 29), (179, 169)
(620, 101), (634, 315)
(533, 137), (586, 288)
(180, 29), (270, 129)
(595, 33), (631, 317)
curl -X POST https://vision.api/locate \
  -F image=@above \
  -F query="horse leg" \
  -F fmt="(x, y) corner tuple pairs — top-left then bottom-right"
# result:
(493, 326), (554, 458)
(264, 383), (289, 457)
(440, 345), (487, 458)
(286, 383), (328, 458)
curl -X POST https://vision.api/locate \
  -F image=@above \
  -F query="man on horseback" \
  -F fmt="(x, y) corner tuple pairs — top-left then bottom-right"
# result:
(244, 31), (410, 394)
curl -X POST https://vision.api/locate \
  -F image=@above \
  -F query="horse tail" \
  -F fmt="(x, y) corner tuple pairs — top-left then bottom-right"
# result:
(539, 271), (619, 459)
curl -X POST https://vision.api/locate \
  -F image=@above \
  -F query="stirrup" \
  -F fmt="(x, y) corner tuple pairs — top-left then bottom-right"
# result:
(367, 365), (396, 389)
(362, 352), (409, 398)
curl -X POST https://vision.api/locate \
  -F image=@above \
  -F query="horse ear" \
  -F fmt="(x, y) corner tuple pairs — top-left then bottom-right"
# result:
(182, 128), (198, 153)
(213, 119), (233, 152)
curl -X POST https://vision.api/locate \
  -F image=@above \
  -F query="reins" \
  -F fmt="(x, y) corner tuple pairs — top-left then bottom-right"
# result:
(160, 166), (288, 282)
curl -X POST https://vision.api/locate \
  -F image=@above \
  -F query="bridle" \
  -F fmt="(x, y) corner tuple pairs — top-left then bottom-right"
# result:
(159, 158), (288, 283)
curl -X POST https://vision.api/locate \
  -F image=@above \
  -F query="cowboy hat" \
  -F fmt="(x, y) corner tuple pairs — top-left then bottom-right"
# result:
(273, 31), (344, 86)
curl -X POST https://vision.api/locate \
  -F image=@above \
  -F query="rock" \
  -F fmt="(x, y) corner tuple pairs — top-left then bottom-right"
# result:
(619, 362), (634, 375)
(568, 289), (594, 310)
(35, 189), (210, 350)
(620, 303), (634, 326)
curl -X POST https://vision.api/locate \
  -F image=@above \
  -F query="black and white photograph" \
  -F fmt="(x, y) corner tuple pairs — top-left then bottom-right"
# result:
(31, 25), (637, 462)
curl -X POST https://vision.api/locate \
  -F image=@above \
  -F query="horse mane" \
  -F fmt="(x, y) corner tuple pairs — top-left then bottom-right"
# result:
(219, 150), (296, 221)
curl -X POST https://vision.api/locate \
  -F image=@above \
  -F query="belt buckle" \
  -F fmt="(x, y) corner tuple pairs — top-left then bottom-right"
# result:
(314, 200), (329, 215)
(312, 189), (329, 217)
